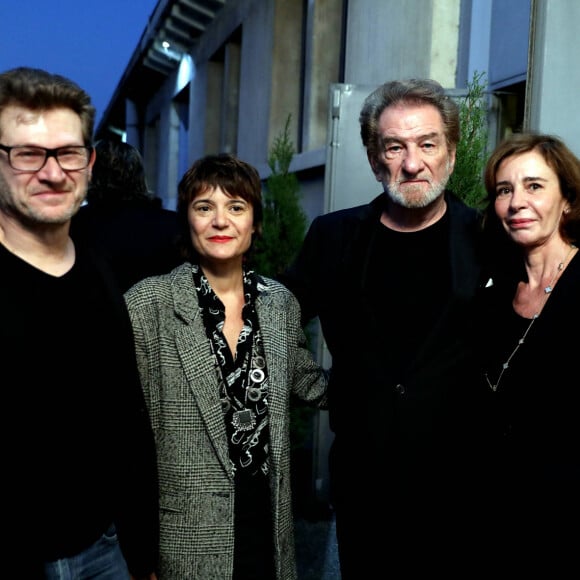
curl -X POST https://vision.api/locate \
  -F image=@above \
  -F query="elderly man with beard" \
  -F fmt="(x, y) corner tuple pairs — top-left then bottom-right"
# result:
(281, 79), (486, 576)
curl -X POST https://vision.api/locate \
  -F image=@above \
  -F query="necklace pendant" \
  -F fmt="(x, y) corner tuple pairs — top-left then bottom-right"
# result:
(232, 409), (256, 432)
(484, 373), (498, 392)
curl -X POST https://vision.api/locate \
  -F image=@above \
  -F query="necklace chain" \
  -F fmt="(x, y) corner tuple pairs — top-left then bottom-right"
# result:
(485, 244), (577, 392)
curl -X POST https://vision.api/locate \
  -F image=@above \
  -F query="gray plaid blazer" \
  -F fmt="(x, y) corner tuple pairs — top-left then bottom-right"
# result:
(124, 263), (328, 579)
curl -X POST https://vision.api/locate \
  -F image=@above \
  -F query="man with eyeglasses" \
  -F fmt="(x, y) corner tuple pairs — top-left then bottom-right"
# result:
(0, 67), (159, 579)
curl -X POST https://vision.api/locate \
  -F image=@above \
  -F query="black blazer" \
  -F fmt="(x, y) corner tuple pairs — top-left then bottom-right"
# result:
(282, 191), (484, 488)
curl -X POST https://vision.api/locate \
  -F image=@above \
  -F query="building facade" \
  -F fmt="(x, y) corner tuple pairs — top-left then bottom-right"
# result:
(96, 0), (580, 502)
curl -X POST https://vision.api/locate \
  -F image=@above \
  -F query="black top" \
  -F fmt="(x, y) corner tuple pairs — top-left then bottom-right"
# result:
(1, 241), (159, 577)
(366, 212), (451, 374)
(477, 252), (580, 568)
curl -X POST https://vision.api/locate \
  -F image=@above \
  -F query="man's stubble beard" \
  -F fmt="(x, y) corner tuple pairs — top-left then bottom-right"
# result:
(0, 171), (86, 226)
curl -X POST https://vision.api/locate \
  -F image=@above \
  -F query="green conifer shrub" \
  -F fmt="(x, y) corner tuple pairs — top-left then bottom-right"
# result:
(448, 71), (489, 208)
(253, 114), (308, 278)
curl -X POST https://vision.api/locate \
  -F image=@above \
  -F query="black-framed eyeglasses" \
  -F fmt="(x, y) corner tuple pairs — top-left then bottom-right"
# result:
(0, 144), (93, 172)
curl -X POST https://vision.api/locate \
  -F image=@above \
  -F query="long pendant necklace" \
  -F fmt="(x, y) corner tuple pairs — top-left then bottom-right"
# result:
(485, 244), (577, 392)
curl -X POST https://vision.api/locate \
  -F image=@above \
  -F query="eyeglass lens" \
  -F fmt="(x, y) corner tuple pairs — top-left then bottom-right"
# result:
(7, 146), (91, 171)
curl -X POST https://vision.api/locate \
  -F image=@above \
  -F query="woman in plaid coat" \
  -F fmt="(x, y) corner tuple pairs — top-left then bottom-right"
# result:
(125, 153), (328, 579)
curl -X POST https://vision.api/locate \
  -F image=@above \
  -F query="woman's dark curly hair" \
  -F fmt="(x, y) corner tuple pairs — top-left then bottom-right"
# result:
(177, 153), (263, 263)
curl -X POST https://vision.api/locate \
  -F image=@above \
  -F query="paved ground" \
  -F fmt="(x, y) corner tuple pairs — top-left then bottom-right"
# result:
(294, 508), (341, 580)
(290, 417), (340, 579)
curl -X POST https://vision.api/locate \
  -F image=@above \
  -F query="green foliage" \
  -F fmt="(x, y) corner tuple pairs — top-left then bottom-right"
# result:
(251, 115), (315, 453)
(448, 71), (489, 209)
(253, 114), (308, 278)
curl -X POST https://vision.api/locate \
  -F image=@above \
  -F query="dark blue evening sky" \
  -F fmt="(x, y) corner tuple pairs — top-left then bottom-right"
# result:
(0, 0), (159, 129)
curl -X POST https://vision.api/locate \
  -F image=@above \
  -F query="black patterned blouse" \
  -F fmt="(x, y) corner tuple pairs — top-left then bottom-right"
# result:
(192, 264), (271, 478)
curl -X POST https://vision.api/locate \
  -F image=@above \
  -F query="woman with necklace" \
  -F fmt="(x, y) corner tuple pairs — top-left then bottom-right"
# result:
(478, 133), (580, 571)
(124, 153), (328, 579)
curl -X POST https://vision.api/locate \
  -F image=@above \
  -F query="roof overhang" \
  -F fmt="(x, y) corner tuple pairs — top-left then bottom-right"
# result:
(96, 0), (226, 138)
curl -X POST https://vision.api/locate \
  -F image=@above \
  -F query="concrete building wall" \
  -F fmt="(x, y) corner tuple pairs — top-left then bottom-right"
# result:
(236, 0), (274, 166)
(302, 0), (343, 152)
(526, 0), (580, 156)
(344, 0), (434, 83)
(111, 0), (580, 206)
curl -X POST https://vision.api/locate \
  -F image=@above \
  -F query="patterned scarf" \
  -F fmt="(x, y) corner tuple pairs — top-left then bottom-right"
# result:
(192, 264), (270, 477)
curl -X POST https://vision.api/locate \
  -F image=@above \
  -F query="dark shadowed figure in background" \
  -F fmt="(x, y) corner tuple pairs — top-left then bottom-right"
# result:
(71, 139), (181, 292)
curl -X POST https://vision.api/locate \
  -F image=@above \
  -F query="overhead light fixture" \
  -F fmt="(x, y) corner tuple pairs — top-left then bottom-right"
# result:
(152, 38), (184, 63)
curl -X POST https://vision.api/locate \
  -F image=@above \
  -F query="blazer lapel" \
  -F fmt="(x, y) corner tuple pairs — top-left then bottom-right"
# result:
(171, 264), (233, 477)
(255, 290), (286, 468)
